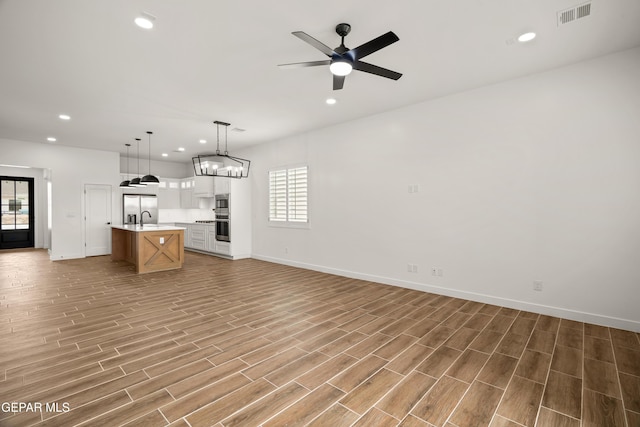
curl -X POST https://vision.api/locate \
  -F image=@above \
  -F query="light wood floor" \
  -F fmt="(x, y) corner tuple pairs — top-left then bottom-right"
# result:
(1, 249), (639, 427)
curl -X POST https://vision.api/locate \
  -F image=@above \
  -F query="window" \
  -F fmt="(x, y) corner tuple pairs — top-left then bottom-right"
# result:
(269, 166), (308, 224)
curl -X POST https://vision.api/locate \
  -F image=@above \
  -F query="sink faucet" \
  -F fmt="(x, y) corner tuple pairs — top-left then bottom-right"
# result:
(140, 210), (152, 227)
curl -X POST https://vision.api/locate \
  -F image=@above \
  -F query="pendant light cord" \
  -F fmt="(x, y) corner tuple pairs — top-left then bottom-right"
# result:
(216, 123), (221, 155)
(147, 131), (152, 175)
(224, 125), (228, 155)
(136, 138), (141, 178)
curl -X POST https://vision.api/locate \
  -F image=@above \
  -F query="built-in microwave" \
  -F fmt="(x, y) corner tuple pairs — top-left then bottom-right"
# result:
(215, 194), (229, 212)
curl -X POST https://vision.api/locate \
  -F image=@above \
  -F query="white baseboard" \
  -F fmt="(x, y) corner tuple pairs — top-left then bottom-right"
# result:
(49, 252), (84, 261)
(253, 254), (640, 333)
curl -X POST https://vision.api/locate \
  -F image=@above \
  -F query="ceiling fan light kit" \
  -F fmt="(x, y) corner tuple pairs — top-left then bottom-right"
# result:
(329, 60), (352, 76)
(279, 23), (402, 90)
(192, 121), (251, 179)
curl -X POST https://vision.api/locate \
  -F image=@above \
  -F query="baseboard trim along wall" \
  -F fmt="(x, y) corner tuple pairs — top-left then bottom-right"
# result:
(253, 254), (640, 333)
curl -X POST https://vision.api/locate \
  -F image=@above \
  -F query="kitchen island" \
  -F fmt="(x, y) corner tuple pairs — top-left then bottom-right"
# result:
(111, 225), (185, 274)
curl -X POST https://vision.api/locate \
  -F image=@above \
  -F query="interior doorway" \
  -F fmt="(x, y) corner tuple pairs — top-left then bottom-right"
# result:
(0, 176), (35, 249)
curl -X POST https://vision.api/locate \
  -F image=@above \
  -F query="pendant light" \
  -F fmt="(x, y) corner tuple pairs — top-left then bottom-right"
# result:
(129, 138), (146, 187)
(141, 131), (160, 185)
(119, 143), (133, 188)
(192, 120), (251, 178)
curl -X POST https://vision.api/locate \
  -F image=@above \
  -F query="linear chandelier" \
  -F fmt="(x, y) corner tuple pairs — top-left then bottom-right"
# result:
(192, 120), (250, 179)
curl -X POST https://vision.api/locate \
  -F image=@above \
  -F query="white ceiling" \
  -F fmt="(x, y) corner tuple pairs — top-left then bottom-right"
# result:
(1, 0), (640, 162)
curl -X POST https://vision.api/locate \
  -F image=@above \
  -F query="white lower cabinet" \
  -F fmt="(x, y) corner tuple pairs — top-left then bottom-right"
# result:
(213, 241), (231, 255)
(178, 223), (232, 258)
(206, 228), (217, 252)
(189, 225), (207, 251)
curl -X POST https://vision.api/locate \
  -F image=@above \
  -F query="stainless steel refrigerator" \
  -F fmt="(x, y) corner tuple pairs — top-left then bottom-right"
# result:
(123, 194), (158, 225)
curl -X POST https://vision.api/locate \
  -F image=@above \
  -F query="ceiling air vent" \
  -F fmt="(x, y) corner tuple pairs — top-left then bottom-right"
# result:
(557, 2), (592, 26)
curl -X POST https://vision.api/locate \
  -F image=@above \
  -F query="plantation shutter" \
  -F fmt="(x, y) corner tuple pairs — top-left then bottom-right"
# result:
(269, 169), (287, 221)
(287, 167), (308, 222)
(269, 166), (308, 223)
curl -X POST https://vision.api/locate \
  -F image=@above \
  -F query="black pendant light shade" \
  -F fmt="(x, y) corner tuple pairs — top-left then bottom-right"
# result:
(119, 143), (132, 188)
(129, 138), (145, 187)
(141, 131), (160, 185)
(192, 121), (250, 179)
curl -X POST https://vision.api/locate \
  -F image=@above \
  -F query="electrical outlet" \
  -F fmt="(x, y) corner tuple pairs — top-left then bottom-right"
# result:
(159, 237), (165, 245)
(431, 268), (437, 276)
(284, 247), (289, 254)
(533, 280), (543, 291)
(437, 268), (443, 277)
(412, 265), (418, 273)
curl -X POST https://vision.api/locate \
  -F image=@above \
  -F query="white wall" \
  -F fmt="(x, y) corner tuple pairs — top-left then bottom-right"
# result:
(245, 47), (640, 332)
(0, 138), (120, 260)
(120, 156), (193, 179)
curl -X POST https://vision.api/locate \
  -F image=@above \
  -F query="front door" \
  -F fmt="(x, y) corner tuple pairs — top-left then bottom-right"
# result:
(85, 184), (112, 256)
(0, 176), (35, 249)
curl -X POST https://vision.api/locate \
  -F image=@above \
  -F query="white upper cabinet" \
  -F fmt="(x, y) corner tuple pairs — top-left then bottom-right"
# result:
(157, 178), (181, 209)
(214, 177), (230, 195)
(194, 176), (215, 197)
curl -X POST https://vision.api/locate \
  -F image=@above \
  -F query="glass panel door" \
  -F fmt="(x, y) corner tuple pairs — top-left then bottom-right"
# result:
(1, 179), (16, 230)
(15, 180), (30, 229)
(0, 176), (35, 249)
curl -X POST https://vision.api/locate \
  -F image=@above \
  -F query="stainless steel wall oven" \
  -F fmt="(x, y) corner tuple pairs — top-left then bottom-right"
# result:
(214, 194), (230, 242)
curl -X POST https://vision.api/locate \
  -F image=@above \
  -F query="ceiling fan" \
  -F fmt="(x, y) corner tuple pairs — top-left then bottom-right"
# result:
(278, 23), (402, 90)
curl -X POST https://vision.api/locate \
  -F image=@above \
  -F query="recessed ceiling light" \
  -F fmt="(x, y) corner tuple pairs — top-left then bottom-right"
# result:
(47, 137), (56, 142)
(517, 32), (536, 43)
(177, 147), (185, 152)
(199, 139), (207, 144)
(162, 153), (168, 157)
(326, 98), (337, 105)
(135, 12), (155, 29)
(58, 114), (71, 120)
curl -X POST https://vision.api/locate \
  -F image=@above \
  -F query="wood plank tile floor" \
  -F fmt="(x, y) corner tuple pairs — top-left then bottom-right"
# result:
(1, 249), (639, 427)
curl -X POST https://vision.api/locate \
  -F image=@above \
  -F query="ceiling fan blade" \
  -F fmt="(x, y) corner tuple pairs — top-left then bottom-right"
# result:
(292, 31), (336, 57)
(353, 61), (402, 80)
(333, 74), (345, 90)
(278, 60), (331, 69)
(351, 31), (399, 60)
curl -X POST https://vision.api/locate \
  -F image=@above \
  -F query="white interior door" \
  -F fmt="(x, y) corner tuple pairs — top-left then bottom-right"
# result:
(85, 184), (112, 256)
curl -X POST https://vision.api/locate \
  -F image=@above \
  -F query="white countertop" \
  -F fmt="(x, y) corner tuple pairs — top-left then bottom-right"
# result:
(175, 222), (216, 227)
(111, 225), (186, 232)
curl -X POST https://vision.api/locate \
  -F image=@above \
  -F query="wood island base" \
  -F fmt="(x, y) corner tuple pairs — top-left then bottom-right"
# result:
(111, 226), (185, 274)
